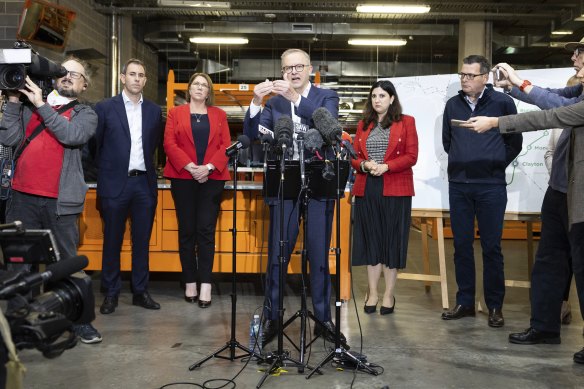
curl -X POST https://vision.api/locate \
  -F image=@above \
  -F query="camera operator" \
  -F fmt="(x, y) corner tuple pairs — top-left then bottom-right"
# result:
(0, 56), (101, 345)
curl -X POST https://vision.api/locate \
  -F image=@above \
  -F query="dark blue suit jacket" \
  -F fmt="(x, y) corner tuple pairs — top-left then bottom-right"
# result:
(95, 94), (162, 198)
(243, 84), (339, 140)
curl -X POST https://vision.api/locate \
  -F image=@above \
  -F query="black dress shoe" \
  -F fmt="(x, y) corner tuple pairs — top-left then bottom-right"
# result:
(380, 297), (396, 315)
(184, 295), (198, 303)
(198, 299), (211, 308)
(441, 304), (475, 320)
(508, 327), (561, 345)
(132, 291), (161, 310)
(314, 320), (350, 349)
(100, 295), (118, 314)
(262, 319), (277, 348)
(574, 348), (584, 364)
(364, 300), (378, 314)
(488, 308), (505, 328)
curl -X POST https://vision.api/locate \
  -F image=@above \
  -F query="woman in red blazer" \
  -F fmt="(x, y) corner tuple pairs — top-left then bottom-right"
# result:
(163, 73), (231, 308)
(350, 80), (419, 315)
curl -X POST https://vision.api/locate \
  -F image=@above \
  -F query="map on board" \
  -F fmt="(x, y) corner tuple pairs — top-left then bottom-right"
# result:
(386, 67), (575, 213)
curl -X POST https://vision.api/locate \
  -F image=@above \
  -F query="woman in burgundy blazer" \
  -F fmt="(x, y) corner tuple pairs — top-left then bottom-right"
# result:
(163, 73), (231, 308)
(350, 80), (418, 315)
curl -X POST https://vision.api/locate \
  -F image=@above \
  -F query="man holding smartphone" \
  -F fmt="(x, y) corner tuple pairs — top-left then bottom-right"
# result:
(441, 55), (523, 327)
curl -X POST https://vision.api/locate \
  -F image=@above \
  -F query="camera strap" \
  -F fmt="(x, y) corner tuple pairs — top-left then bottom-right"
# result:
(13, 100), (79, 162)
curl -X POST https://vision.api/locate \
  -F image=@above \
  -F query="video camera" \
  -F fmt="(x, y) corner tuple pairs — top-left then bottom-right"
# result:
(0, 41), (67, 98)
(0, 223), (95, 359)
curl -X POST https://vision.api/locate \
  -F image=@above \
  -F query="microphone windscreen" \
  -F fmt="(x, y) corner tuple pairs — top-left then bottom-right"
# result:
(274, 115), (294, 148)
(237, 134), (251, 149)
(304, 128), (324, 151)
(260, 133), (276, 145)
(47, 255), (89, 283)
(312, 107), (340, 143)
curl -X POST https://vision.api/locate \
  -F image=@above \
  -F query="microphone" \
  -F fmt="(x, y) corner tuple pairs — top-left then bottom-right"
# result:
(260, 132), (276, 145)
(0, 255), (89, 299)
(297, 133), (305, 186)
(274, 115), (294, 154)
(304, 128), (324, 153)
(0, 220), (24, 232)
(225, 135), (251, 157)
(312, 107), (342, 145)
(340, 131), (357, 159)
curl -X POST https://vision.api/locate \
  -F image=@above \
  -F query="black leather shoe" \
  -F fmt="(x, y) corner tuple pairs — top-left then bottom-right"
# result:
(314, 320), (350, 349)
(380, 297), (396, 315)
(508, 327), (560, 345)
(198, 299), (211, 308)
(441, 304), (475, 320)
(132, 291), (161, 310)
(262, 319), (277, 348)
(100, 295), (118, 314)
(574, 348), (584, 364)
(488, 308), (504, 328)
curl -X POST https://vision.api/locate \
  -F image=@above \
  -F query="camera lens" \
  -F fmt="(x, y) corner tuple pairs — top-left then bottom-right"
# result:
(0, 64), (26, 89)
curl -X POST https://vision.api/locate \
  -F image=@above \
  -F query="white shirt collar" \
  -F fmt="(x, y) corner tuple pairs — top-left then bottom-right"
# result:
(122, 90), (143, 105)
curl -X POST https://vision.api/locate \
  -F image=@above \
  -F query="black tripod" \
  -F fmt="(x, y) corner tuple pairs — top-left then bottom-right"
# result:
(189, 154), (263, 370)
(281, 158), (333, 369)
(307, 148), (379, 378)
(257, 146), (304, 388)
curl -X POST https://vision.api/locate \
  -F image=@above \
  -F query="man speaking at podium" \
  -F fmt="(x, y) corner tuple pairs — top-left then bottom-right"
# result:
(243, 48), (346, 348)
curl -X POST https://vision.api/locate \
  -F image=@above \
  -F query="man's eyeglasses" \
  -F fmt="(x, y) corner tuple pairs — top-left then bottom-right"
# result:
(458, 72), (487, 80)
(191, 82), (209, 89)
(64, 70), (86, 80)
(282, 64), (309, 74)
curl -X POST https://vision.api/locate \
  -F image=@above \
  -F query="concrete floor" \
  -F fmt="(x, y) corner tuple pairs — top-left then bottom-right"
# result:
(17, 230), (584, 389)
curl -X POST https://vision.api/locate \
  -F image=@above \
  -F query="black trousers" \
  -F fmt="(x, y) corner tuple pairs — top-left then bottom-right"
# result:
(170, 178), (225, 284)
(531, 187), (584, 333)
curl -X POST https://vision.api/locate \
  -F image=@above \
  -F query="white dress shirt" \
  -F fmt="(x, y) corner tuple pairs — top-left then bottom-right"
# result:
(122, 90), (146, 172)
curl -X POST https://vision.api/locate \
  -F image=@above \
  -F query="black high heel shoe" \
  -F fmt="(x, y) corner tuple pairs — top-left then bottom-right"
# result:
(364, 293), (378, 314)
(380, 297), (396, 315)
(184, 295), (198, 303)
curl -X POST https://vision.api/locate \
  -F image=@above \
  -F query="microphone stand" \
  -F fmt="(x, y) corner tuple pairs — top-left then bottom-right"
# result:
(307, 143), (379, 378)
(189, 153), (263, 370)
(257, 143), (304, 388)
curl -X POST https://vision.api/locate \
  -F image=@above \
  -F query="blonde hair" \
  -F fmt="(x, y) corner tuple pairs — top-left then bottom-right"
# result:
(187, 73), (214, 106)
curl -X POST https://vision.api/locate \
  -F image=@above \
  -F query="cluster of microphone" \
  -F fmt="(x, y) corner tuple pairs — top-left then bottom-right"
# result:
(261, 108), (357, 159)
(224, 108), (356, 162)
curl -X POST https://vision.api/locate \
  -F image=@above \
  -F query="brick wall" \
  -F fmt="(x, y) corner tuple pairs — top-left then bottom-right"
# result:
(0, 0), (159, 104)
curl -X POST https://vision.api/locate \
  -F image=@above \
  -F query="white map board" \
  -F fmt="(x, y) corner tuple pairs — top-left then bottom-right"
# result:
(386, 67), (575, 212)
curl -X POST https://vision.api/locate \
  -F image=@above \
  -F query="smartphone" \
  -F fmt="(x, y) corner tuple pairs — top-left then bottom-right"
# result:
(492, 68), (504, 82)
(450, 119), (468, 127)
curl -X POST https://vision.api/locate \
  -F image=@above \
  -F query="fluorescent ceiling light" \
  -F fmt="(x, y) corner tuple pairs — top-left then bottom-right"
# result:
(551, 30), (573, 35)
(348, 38), (407, 46)
(158, 1), (231, 8)
(356, 4), (430, 14)
(190, 37), (248, 44)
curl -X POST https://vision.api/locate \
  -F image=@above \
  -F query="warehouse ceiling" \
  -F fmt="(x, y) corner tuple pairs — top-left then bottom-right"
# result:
(92, 1), (584, 82)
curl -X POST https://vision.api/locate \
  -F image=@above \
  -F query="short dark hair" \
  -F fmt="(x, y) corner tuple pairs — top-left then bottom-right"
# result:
(462, 55), (491, 74)
(121, 58), (146, 75)
(362, 79), (403, 130)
